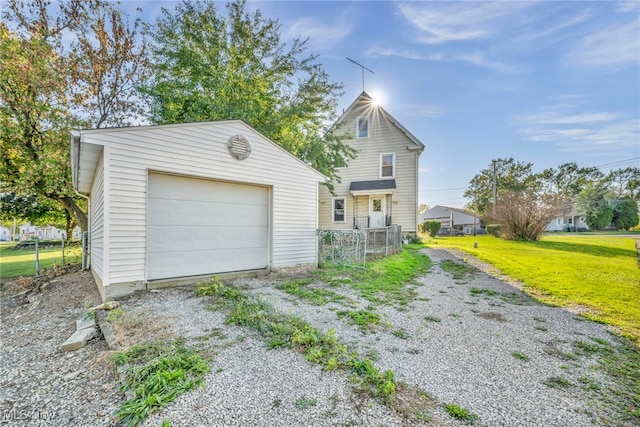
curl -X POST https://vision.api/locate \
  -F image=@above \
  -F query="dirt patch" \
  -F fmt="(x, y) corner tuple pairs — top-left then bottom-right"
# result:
(476, 311), (508, 322)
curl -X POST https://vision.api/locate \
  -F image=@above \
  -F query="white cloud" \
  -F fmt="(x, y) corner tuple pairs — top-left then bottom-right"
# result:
(401, 103), (445, 118)
(516, 107), (639, 156)
(519, 8), (593, 40)
(365, 46), (522, 73)
(615, 1), (640, 13)
(398, 1), (535, 44)
(564, 19), (640, 70)
(420, 166), (432, 174)
(283, 11), (352, 49)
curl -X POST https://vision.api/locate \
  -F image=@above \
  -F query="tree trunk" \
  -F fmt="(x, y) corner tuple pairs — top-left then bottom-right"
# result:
(52, 195), (88, 231)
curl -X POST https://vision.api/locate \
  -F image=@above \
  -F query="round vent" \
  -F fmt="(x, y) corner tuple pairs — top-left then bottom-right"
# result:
(227, 134), (251, 160)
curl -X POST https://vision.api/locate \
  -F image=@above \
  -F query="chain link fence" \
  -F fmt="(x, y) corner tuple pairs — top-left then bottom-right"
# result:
(317, 225), (402, 267)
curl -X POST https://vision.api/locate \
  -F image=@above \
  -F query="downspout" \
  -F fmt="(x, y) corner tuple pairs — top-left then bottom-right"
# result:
(72, 132), (91, 270)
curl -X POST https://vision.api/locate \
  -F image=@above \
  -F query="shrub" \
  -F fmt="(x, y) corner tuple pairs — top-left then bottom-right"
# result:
(419, 220), (442, 237)
(486, 224), (501, 237)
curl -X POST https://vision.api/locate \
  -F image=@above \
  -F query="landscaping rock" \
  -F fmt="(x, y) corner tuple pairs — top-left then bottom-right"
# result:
(61, 326), (97, 352)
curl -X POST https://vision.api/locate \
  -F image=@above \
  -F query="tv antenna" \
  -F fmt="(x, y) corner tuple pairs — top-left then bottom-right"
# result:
(347, 57), (374, 91)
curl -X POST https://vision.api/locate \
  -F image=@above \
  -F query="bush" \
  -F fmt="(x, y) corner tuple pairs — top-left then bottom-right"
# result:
(419, 220), (441, 237)
(486, 224), (501, 237)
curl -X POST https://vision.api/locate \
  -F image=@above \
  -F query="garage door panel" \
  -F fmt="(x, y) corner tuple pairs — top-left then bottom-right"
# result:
(149, 248), (268, 278)
(148, 199), (269, 226)
(147, 173), (269, 280)
(148, 225), (268, 252)
(148, 173), (268, 204)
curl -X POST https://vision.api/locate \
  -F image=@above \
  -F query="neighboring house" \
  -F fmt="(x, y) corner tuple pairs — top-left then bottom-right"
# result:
(418, 205), (480, 235)
(71, 120), (326, 301)
(72, 226), (83, 240)
(546, 200), (589, 232)
(0, 226), (10, 242)
(318, 92), (425, 235)
(18, 223), (67, 241)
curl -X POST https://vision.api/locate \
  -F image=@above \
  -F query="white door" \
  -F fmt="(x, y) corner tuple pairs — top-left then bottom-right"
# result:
(370, 196), (385, 228)
(147, 173), (269, 280)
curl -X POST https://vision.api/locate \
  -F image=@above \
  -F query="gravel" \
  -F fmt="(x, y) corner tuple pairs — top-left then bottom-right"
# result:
(1, 248), (632, 426)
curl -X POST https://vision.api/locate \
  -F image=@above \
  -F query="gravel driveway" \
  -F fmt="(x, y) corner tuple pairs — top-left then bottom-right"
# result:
(1, 248), (634, 426)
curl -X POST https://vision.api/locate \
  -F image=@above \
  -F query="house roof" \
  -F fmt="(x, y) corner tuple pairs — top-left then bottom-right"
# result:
(349, 179), (396, 196)
(70, 120), (327, 195)
(335, 91), (425, 152)
(349, 179), (396, 192)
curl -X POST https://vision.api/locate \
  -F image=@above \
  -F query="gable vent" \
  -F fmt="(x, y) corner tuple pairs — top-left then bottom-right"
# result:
(227, 134), (251, 160)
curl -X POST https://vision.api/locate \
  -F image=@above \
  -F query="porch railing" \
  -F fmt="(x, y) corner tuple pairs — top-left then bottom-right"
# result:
(353, 216), (392, 229)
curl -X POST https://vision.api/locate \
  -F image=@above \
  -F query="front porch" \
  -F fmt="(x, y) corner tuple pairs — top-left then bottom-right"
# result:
(349, 179), (396, 230)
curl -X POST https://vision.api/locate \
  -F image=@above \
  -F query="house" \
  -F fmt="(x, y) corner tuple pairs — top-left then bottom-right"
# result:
(318, 92), (424, 235)
(71, 120), (326, 301)
(18, 223), (67, 241)
(418, 205), (480, 235)
(546, 200), (589, 232)
(0, 225), (10, 241)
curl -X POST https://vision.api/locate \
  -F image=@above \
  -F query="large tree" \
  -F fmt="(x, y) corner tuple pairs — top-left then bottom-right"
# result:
(576, 183), (614, 230)
(464, 158), (539, 214)
(540, 162), (603, 197)
(1, 0), (149, 231)
(143, 0), (355, 185)
(612, 197), (639, 230)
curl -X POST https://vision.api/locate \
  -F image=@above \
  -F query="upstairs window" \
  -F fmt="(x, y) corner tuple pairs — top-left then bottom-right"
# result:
(357, 117), (369, 138)
(380, 153), (395, 178)
(333, 198), (346, 222)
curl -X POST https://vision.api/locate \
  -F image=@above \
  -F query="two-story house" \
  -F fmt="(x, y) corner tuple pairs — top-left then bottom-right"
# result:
(318, 91), (425, 235)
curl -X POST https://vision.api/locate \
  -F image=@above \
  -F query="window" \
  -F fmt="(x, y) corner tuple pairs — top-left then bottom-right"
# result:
(556, 218), (562, 226)
(380, 153), (395, 178)
(357, 117), (369, 138)
(332, 198), (346, 222)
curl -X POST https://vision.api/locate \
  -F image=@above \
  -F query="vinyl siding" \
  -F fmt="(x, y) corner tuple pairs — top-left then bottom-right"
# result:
(81, 121), (322, 290)
(89, 151), (105, 281)
(319, 101), (421, 234)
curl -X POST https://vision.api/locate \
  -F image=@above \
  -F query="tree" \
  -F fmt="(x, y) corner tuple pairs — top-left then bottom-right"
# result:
(143, 0), (355, 185)
(540, 162), (603, 197)
(606, 167), (640, 202)
(576, 183), (613, 230)
(418, 203), (429, 214)
(1, 0), (150, 230)
(464, 158), (539, 214)
(612, 197), (639, 230)
(486, 190), (565, 241)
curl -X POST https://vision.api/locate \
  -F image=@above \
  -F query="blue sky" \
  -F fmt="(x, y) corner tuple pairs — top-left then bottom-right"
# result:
(123, 1), (640, 209)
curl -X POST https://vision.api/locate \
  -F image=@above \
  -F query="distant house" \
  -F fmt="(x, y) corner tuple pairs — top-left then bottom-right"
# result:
(318, 91), (425, 235)
(419, 205), (480, 235)
(0, 226), (10, 242)
(546, 200), (589, 232)
(18, 223), (67, 241)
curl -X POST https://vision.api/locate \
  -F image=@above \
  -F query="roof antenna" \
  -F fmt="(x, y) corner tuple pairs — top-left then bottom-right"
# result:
(347, 57), (374, 92)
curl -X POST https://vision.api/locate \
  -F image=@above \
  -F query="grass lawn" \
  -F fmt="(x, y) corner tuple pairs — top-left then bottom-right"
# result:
(0, 242), (82, 278)
(428, 234), (640, 343)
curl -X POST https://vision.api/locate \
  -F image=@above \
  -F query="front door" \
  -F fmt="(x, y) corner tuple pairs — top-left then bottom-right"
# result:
(370, 196), (385, 228)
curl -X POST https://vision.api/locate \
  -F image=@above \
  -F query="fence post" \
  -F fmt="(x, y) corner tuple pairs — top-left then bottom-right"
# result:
(34, 237), (40, 276)
(385, 227), (389, 256)
(61, 238), (65, 265)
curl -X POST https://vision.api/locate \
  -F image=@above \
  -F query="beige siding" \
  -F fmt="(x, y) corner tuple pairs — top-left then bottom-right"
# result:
(82, 121), (322, 293)
(319, 101), (421, 234)
(89, 151), (105, 282)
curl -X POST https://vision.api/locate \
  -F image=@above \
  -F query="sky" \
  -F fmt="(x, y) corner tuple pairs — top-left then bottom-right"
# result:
(120, 0), (640, 209)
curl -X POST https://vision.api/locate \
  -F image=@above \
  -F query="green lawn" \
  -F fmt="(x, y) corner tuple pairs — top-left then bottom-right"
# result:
(428, 234), (640, 343)
(0, 242), (82, 278)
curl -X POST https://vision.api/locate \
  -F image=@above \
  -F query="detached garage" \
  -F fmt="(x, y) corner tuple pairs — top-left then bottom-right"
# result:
(71, 120), (326, 301)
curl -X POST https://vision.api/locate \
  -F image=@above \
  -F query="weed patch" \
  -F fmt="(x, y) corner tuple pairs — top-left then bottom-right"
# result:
(470, 287), (497, 297)
(111, 341), (210, 427)
(276, 279), (350, 306)
(423, 315), (442, 323)
(543, 376), (573, 389)
(440, 259), (476, 282)
(445, 403), (478, 424)
(511, 351), (529, 361)
(337, 309), (381, 331)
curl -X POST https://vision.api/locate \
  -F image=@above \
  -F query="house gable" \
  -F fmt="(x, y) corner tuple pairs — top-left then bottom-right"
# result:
(319, 92), (424, 234)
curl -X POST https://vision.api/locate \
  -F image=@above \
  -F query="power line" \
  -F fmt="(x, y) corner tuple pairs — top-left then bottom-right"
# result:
(419, 187), (467, 193)
(594, 157), (640, 169)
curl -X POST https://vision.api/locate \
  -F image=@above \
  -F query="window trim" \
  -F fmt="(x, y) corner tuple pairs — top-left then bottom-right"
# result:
(356, 116), (369, 139)
(380, 153), (395, 178)
(332, 197), (347, 223)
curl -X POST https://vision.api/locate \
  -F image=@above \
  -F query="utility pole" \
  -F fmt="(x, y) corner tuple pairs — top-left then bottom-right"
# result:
(492, 160), (497, 217)
(347, 57), (374, 92)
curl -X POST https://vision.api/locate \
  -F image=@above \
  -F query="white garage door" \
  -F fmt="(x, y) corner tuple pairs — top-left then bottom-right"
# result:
(147, 173), (269, 280)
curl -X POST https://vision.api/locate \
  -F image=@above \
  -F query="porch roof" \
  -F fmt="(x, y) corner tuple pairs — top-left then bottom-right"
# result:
(349, 179), (396, 196)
